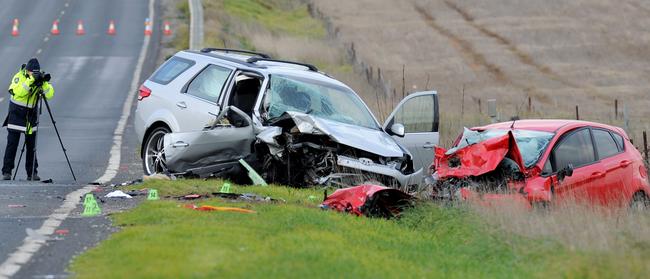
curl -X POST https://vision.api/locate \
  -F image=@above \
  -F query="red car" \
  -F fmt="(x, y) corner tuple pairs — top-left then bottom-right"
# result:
(431, 119), (650, 209)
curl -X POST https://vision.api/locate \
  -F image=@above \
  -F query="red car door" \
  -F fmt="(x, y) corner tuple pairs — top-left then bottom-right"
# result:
(548, 128), (598, 205)
(590, 129), (627, 206)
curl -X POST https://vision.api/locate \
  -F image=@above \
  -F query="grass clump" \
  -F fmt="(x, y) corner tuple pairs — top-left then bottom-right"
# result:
(222, 0), (325, 38)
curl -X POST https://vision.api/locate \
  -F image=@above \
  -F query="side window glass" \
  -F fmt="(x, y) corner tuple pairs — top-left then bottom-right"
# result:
(593, 129), (620, 159)
(186, 65), (232, 102)
(552, 129), (595, 171)
(151, 57), (194, 85)
(393, 94), (437, 133)
(611, 132), (625, 151)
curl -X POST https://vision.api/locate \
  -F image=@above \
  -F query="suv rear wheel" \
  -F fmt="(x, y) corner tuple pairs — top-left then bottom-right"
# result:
(142, 126), (170, 175)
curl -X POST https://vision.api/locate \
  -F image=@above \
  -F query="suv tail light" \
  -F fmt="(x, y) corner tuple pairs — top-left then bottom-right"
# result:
(138, 85), (151, 101)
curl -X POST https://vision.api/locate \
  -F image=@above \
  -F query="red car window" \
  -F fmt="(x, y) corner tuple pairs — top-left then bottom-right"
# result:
(552, 129), (595, 171)
(592, 129), (620, 159)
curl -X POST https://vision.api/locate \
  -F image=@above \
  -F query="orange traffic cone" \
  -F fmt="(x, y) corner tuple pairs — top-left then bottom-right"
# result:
(51, 20), (60, 35)
(144, 18), (152, 36)
(163, 21), (172, 36)
(11, 19), (19, 37)
(107, 20), (116, 35)
(76, 20), (85, 35)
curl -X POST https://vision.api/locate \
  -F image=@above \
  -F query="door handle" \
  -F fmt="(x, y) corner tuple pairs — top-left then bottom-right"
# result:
(619, 160), (631, 168)
(591, 171), (605, 178)
(422, 142), (435, 149)
(172, 141), (189, 148)
(176, 102), (187, 109)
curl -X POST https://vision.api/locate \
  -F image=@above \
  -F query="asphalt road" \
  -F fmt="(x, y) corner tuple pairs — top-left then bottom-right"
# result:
(0, 0), (160, 277)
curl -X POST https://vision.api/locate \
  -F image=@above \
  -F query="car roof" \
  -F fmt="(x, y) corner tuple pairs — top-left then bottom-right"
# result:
(175, 49), (351, 88)
(473, 119), (626, 136)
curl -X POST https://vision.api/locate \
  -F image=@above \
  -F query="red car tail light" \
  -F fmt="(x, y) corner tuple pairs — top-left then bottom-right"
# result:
(138, 85), (151, 101)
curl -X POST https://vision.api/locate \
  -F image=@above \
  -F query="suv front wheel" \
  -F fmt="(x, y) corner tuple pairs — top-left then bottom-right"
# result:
(142, 126), (170, 175)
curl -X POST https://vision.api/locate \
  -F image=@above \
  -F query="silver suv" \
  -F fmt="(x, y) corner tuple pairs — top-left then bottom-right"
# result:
(134, 49), (439, 188)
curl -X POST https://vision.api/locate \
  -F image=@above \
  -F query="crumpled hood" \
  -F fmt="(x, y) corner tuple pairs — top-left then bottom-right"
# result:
(284, 111), (405, 158)
(434, 131), (525, 178)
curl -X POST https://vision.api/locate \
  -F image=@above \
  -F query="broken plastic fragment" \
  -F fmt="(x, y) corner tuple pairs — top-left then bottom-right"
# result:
(239, 159), (268, 186)
(184, 204), (256, 213)
(104, 190), (133, 199)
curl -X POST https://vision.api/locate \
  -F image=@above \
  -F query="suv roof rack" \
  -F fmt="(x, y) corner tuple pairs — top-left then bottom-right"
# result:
(246, 57), (318, 72)
(200, 48), (271, 59)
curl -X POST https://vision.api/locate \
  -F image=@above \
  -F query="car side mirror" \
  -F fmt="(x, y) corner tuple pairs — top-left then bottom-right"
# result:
(557, 164), (574, 182)
(389, 123), (405, 137)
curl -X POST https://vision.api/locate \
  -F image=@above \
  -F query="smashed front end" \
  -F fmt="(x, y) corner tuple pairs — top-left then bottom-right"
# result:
(256, 112), (420, 188)
(430, 129), (540, 206)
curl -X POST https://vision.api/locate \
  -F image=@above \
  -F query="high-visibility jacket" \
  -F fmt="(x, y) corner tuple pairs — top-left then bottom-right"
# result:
(3, 69), (54, 134)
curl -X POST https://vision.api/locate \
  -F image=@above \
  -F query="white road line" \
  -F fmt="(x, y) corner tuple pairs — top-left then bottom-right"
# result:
(0, 0), (155, 277)
(0, 97), (4, 103)
(43, 37), (49, 42)
(35, 49), (42, 55)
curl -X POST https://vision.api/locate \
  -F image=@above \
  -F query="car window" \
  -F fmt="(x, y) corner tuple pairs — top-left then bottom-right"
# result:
(151, 57), (194, 85)
(611, 132), (625, 151)
(392, 94), (437, 133)
(266, 75), (378, 129)
(593, 129), (620, 159)
(552, 129), (595, 171)
(186, 65), (232, 103)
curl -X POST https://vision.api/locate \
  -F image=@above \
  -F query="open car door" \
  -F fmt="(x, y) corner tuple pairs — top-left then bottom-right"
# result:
(163, 106), (255, 175)
(383, 91), (439, 172)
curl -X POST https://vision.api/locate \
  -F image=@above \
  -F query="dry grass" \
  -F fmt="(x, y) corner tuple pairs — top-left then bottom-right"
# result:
(471, 200), (650, 252)
(310, 0), (650, 145)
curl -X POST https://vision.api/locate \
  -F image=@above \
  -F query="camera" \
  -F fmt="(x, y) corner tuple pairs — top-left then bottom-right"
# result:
(31, 71), (51, 87)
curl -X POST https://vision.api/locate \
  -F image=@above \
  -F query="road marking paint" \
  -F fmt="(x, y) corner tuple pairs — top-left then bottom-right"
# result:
(60, 11), (64, 16)
(43, 37), (49, 42)
(35, 49), (42, 55)
(0, 97), (4, 103)
(95, 0), (153, 184)
(0, 0), (155, 277)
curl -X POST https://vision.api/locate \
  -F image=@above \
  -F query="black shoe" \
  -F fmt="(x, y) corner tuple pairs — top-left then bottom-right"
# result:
(2, 173), (10, 180)
(27, 175), (40, 181)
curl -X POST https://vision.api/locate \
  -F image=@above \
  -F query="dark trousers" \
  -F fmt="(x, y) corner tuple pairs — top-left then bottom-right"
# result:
(2, 129), (38, 176)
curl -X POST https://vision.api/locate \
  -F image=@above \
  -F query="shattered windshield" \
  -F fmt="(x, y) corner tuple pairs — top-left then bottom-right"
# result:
(265, 74), (378, 129)
(448, 128), (554, 168)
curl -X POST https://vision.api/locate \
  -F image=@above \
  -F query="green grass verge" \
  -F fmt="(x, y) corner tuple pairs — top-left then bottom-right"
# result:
(222, 0), (325, 39)
(68, 180), (642, 278)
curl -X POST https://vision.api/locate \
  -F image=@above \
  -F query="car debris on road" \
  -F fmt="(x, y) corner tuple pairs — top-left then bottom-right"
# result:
(104, 190), (133, 199)
(183, 204), (256, 214)
(320, 184), (414, 218)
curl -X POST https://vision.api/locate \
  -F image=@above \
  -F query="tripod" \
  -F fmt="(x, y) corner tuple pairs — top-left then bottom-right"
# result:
(13, 89), (76, 182)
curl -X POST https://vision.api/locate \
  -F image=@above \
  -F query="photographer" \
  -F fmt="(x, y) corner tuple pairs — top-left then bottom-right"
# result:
(2, 58), (54, 180)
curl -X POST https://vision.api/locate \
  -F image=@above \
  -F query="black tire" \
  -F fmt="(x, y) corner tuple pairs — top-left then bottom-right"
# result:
(142, 126), (170, 175)
(630, 191), (649, 212)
